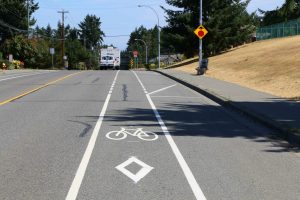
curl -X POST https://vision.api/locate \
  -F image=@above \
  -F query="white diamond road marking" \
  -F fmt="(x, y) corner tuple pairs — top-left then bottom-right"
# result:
(115, 157), (154, 183)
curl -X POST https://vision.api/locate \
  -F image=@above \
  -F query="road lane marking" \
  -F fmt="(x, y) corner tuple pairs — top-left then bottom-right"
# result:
(134, 72), (148, 94)
(65, 70), (120, 200)
(0, 71), (52, 82)
(148, 84), (177, 95)
(0, 70), (52, 77)
(0, 71), (45, 78)
(0, 72), (81, 106)
(106, 127), (158, 141)
(115, 157), (154, 183)
(133, 71), (207, 200)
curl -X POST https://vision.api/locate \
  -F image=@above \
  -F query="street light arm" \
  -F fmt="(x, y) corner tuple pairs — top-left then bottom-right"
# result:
(134, 38), (148, 65)
(134, 39), (147, 47)
(138, 5), (159, 26)
(138, 4), (160, 69)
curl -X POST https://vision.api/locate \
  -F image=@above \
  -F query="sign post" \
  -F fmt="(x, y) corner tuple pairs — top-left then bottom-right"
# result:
(50, 48), (55, 69)
(199, 0), (203, 71)
(8, 54), (13, 63)
(63, 55), (68, 70)
(130, 59), (134, 68)
(133, 51), (138, 69)
(193, 0), (209, 74)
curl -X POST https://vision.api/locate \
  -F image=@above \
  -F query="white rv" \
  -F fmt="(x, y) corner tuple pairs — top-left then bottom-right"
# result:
(100, 47), (120, 70)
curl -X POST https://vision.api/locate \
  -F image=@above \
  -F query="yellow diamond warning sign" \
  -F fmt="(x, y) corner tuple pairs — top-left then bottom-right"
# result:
(194, 25), (208, 39)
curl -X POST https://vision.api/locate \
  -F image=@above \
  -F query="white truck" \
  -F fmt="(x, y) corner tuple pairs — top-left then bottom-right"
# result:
(100, 47), (120, 70)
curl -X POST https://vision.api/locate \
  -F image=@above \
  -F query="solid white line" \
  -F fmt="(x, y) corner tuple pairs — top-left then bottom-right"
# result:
(132, 70), (148, 94)
(133, 71), (207, 200)
(0, 71), (51, 82)
(65, 71), (120, 200)
(148, 84), (177, 95)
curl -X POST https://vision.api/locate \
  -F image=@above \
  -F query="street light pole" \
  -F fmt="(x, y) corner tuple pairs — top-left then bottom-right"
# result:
(134, 39), (148, 65)
(199, 0), (203, 70)
(138, 5), (160, 69)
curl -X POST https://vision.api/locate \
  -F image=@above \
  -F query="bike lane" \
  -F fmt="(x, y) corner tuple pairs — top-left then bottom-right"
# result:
(132, 71), (300, 200)
(73, 70), (199, 200)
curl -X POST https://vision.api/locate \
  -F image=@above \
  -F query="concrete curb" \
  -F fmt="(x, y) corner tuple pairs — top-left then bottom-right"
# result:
(163, 58), (199, 69)
(154, 70), (300, 146)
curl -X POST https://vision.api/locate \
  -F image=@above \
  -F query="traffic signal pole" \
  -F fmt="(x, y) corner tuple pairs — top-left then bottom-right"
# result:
(199, 0), (203, 69)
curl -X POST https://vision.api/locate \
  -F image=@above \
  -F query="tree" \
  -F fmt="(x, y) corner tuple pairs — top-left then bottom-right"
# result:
(162, 0), (256, 57)
(0, 0), (39, 42)
(78, 14), (105, 49)
(2, 35), (51, 68)
(45, 24), (54, 38)
(259, 0), (300, 26)
(54, 22), (71, 40)
(67, 28), (79, 41)
(126, 26), (160, 64)
(65, 40), (90, 69)
(281, 0), (297, 21)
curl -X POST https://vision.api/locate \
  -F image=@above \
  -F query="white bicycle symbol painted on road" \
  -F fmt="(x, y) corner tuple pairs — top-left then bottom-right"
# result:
(106, 127), (158, 141)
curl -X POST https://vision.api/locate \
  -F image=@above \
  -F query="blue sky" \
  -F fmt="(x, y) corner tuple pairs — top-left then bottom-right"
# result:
(33, 0), (285, 50)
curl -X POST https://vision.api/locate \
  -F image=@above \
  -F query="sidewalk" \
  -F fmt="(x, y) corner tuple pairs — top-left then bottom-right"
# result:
(155, 69), (300, 145)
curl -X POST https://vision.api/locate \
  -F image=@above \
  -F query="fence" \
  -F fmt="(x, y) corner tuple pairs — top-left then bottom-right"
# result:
(256, 19), (300, 40)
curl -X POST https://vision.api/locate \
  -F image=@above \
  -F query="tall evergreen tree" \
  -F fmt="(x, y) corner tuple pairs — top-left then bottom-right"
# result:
(259, 0), (300, 26)
(45, 24), (53, 38)
(281, 0), (297, 21)
(0, 0), (39, 42)
(126, 26), (160, 62)
(162, 0), (256, 57)
(78, 14), (105, 49)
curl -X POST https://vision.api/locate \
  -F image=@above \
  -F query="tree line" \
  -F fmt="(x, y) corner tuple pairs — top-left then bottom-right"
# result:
(126, 0), (300, 60)
(126, 0), (257, 60)
(1, 0), (299, 69)
(258, 0), (300, 26)
(0, 0), (105, 69)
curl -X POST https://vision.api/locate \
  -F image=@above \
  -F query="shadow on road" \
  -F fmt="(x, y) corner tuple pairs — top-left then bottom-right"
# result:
(75, 101), (298, 153)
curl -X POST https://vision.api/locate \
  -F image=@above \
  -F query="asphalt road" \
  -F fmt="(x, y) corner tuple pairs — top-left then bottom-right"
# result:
(0, 70), (299, 200)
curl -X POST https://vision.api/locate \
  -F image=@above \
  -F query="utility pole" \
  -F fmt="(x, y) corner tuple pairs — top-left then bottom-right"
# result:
(27, 0), (30, 39)
(58, 9), (69, 67)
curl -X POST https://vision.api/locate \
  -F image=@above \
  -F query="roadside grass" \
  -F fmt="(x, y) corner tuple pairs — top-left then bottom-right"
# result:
(175, 35), (300, 99)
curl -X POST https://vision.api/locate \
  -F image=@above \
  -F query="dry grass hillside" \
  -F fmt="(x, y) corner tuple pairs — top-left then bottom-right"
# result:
(175, 35), (300, 99)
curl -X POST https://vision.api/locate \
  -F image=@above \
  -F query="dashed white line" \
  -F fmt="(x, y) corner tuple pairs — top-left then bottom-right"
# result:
(0, 71), (52, 82)
(133, 71), (207, 200)
(65, 71), (120, 200)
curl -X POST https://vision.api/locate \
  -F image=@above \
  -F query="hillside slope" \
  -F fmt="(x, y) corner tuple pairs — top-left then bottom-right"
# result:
(175, 35), (300, 99)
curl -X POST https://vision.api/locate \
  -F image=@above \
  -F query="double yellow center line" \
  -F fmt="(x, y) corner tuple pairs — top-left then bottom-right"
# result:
(0, 72), (81, 106)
